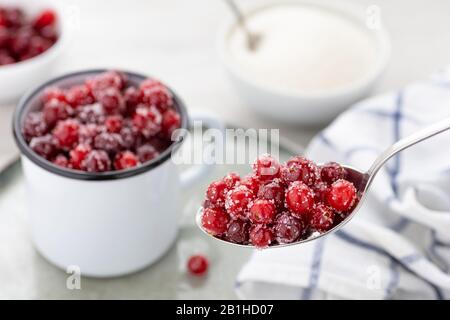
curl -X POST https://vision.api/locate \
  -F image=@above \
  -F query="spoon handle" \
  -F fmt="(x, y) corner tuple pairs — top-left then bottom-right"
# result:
(367, 117), (450, 179)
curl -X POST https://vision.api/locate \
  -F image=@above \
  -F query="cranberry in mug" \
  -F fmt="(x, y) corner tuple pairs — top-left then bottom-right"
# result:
(201, 155), (360, 248)
(22, 70), (181, 172)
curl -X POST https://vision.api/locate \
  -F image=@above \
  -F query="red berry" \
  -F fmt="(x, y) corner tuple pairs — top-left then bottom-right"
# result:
(83, 150), (111, 172)
(29, 134), (56, 159)
(33, 9), (56, 30)
(239, 174), (261, 194)
(257, 180), (285, 208)
(0, 49), (14, 65)
(320, 162), (347, 185)
(280, 156), (320, 186)
(140, 85), (173, 112)
(3, 8), (24, 28)
(86, 71), (126, 95)
(326, 179), (358, 213)
(223, 172), (240, 189)
(136, 144), (159, 163)
(23, 112), (48, 141)
(274, 213), (304, 244)
(69, 144), (91, 170)
(53, 154), (69, 168)
(285, 181), (315, 219)
(225, 220), (249, 244)
(114, 151), (139, 170)
(98, 87), (125, 115)
(39, 25), (58, 41)
(9, 26), (33, 55)
(26, 36), (52, 57)
(252, 154), (280, 181)
(66, 85), (94, 107)
(105, 115), (123, 133)
(43, 98), (73, 127)
(78, 123), (101, 146)
(187, 255), (208, 276)
(205, 180), (228, 208)
(53, 119), (80, 149)
(139, 78), (163, 91)
(311, 204), (335, 232)
(124, 86), (141, 115)
(225, 185), (254, 220)
(249, 225), (274, 248)
(76, 103), (105, 124)
(249, 199), (276, 224)
(94, 132), (123, 154)
(313, 181), (329, 203)
(132, 105), (162, 138)
(41, 87), (66, 103)
(201, 208), (230, 236)
(161, 109), (181, 138)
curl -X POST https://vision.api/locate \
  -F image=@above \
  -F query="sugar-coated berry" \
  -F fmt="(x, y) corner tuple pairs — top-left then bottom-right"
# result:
(249, 199), (276, 224)
(285, 181), (315, 219)
(161, 109), (181, 138)
(52, 119), (80, 150)
(41, 87), (66, 104)
(43, 98), (73, 126)
(223, 172), (241, 189)
(274, 213), (304, 244)
(320, 162), (347, 185)
(225, 220), (249, 244)
(310, 204), (335, 232)
(23, 112), (48, 141)
(187, 255), (209, 276)
(257, 180), (285, 208)
(124, 86), (141, 115)
(53, 154), (69, 168)
(205, 180), (228, 208)
(201, 208), (229, 236)
(66, 85), (94, 107)
(83, 150), (111, 172)
(326, 179), (357, 213)
(69, 144), (91, 170)
(280, 156), (320, 186)
(105, 115), (123, 133)
(132, 105), (162, 138)
(98, 87), (125, 115)
(114, 151), (139, 170)
(136, 144), (159, 163)
(140, 85), (173, 112)
(29, 134), (56, 159)
(313, 181), (329, 203)
(225, 185), (254, 220)
(252, 154), (280, 181)
(76, 103), (105, 124)
(94, 132), (123, 154)
(249, 225), (274, 248)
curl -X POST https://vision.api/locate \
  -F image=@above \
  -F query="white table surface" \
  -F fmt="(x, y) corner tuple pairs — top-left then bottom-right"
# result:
(0, 0), (449, 299)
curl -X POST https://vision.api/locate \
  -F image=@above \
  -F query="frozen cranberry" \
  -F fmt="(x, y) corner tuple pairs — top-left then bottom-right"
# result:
(124, 86), (141, 115)
(53, 154), (69, 168)
(161, 109), (181, 138)
(105, 115), (123, 133)
(225, 185), (254, 220)
(136, 144), (159, 163)
(3, 8), (24, 28)
(274, 213), (304, 244)
(98, 87), (125, 115)
(313, 181), (329, 203)
(29, 134), (56, 159)
(187, 255), (208, 276)
(139, 78), (163, 91)
(33, 9), (56, 30)
(114, 151), (139, 170)
(257, 180), (285, 208)
(132, 105), (162, 138)
(66, 85), (94, 107)
(320, 162), (347, 185)
(120, 125), (139, 150)
(41, 87), (66, 104)
(43, 98), (73, 127)
(223, 172), (240, 189)
(205, 180), (228, 208)
(9, 26), (32, 55)
(94, 132), (123, 154)
(225, 220), (249, 244)
(78, 123), (101, 145)
(86, 71), (126, 95)
(77, 103), (105, 124)
(83, 150), (111, 172)
(239, 174), (261, 194)
(201, 207), (229, 236)
(23, 112), (48, 141)
(249, 225), (274, 248)
(326, 179), (358, 213)
(310, 204), (335, 232)
(53, 119), (80, 149)
(249, 199), (276, 224)
(69, 144), (91, 170)
(280, 156), (320, 186)
(140, 85), (173, 112)
(252, 154), (280, 181)
(285, 181), (314, 219)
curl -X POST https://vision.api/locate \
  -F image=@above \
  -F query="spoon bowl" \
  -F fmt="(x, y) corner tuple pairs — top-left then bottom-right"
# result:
(195, 117), (450, 248)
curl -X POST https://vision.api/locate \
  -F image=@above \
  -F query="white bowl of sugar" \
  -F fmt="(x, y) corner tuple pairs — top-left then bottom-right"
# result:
(218, 0), (390, 125)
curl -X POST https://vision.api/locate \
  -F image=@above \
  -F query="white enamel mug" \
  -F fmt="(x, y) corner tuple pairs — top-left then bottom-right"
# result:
(13, 70), (221, 277)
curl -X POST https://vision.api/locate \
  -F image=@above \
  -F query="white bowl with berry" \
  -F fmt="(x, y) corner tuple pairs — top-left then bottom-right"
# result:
(13, 70), (220, 277)
(0, 0), (67, 103)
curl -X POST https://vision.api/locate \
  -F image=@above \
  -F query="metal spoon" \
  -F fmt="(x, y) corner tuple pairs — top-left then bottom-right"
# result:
(196, 117), (450, 248)
(223, 0), (261, 51)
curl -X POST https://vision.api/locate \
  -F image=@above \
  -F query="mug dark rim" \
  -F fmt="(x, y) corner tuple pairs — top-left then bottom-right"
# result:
(13, 69), (189, 181)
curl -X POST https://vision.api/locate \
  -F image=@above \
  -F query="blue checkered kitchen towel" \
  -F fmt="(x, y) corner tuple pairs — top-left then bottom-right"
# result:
(235, 67), (450, 300)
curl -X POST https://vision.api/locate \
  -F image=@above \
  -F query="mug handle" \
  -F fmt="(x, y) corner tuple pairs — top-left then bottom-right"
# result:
(179, 111), (225, 189)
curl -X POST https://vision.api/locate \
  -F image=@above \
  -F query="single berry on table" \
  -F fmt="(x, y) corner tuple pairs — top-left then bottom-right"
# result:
(187, 255), (209, 276)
